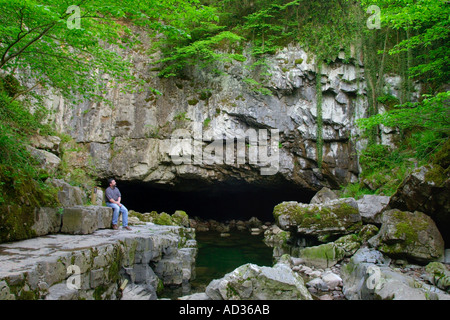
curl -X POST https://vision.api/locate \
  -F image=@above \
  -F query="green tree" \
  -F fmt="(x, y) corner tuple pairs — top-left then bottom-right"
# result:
(358, 0), (449, 89)
(350, 0), (450, 197)
(356, 0), (449, 152)
(0, 0), (206, 103)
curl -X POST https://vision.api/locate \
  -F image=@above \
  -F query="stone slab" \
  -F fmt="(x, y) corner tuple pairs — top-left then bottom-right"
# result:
(61, 206), (112, 235)
(0, 224), (196, 300)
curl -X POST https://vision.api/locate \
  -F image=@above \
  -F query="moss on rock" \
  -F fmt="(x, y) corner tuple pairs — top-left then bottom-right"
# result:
(369, 209), (445, 263)
(273, 198), (362, 242)
(298, 233), (362, 269)
(130, 210), (190, 227)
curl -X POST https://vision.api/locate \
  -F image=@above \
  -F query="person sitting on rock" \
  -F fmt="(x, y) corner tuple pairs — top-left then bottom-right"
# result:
(105, 178), (131, 230)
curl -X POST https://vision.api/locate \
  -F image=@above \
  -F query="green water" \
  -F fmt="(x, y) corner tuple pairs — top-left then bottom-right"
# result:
(192, 231), (274, 288)
(161, 230), (274, 299)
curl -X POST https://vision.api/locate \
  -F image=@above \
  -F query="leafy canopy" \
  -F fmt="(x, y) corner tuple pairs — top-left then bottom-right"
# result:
(0, 0), (207, 102)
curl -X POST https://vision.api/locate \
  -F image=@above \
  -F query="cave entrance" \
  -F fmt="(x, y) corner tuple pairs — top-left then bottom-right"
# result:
(111, 180), (315, 223)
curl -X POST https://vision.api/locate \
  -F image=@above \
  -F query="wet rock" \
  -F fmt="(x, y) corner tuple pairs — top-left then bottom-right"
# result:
(247, 217), (263, 228)
(205, 262), (312, 300)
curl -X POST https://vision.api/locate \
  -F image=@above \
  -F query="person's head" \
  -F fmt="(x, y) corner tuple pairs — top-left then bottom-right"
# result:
(108, 178), (116, 188)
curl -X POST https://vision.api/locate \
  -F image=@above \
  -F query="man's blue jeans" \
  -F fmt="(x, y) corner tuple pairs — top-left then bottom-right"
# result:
(106, 203), (129, 227)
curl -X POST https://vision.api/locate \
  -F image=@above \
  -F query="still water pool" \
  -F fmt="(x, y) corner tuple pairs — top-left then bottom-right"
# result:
(160, 230), (274, 299)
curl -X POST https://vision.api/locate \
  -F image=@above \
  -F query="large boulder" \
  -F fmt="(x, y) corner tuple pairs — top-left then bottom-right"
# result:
(295, 225), (378, 269)
(297, 234), (362, 269)
(357, 194), (390, 224)
(273, 198), (362, 242)
(61, 206), (112, 235)
(205, 263), (312, 300)
(389, 165), (450, 243)
(368, 209), (445, 263)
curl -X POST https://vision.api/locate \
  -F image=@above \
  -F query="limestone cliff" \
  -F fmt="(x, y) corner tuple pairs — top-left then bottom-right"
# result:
(44, 44), (403, 192)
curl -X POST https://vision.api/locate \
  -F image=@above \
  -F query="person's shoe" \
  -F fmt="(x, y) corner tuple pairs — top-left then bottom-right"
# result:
(112, 224), (119, 230)
(123, 226), (132, 231)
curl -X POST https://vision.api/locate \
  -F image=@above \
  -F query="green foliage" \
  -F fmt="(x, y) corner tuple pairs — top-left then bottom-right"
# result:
(0, 0), (204, 103)
(377, 94), (400, 110)
(0, 89), (59, 242)
(358, 92), (450, 168)
(339, 183), (375, 200)
(358, 92), (450, 135)
(155, 0), (363, 86)
(350, 0), (450, 197)
(341, 143), (416, 197)
(156, 30), (245, 78)
(360, 0), (450, 87)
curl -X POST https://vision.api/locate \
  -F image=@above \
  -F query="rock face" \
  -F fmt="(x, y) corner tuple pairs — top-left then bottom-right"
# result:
(273, 198), (362, 242)
(43, 44), (381, 194)
(368, 209), (445, 263)
(47, 178), (87, 208)
(0, 224), (196, 300)
(205, 262), (312, 300)
(27, 146), (61, 174)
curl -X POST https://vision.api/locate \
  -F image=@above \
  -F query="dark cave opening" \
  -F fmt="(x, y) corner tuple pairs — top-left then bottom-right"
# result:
(106, 180), (315, 223)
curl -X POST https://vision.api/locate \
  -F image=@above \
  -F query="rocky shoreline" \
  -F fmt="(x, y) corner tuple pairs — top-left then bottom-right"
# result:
(0, 223), (197, 300)
(174, 167), (450, 300)
(0, 164), (448, 300)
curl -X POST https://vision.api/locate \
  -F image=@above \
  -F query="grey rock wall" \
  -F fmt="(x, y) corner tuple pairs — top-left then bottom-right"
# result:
(43, 44), (395, 192)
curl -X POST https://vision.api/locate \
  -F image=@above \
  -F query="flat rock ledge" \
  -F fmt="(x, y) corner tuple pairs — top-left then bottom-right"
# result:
(0, 223), (197, 300)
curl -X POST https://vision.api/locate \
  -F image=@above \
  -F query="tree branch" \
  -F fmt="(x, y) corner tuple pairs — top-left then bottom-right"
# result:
(0, 0), (89, 70)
